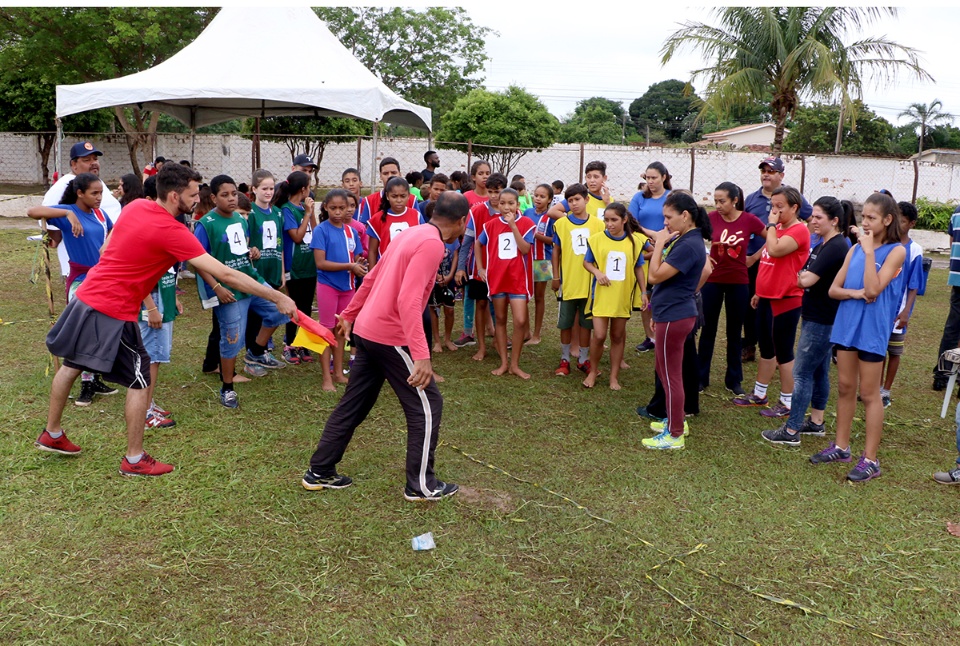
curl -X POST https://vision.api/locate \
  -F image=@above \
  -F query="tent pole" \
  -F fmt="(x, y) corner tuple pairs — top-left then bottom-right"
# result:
(54, 118), (63, 179)
(189, 106), (197, 167)
(370, 119), (380, 189)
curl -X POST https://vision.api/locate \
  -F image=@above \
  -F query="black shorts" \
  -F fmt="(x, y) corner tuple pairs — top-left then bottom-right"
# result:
(835, 345), (885, 364)
(431, 284), (456, 308)
(467, 278), (489, 301)
(48, 298), (151, 389)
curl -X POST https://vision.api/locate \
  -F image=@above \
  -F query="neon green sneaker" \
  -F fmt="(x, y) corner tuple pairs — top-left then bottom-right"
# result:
(649, 420), (689, 436)
(641, 430), (685, 450)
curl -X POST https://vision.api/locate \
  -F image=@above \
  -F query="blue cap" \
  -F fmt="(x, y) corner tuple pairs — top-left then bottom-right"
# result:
(69, 141), (103, 160)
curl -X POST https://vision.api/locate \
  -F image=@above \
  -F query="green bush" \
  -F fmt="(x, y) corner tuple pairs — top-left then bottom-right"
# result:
(915, 197), (956, 232)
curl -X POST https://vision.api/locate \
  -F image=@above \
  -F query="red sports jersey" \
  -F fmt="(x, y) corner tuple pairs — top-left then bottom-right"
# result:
(482, 215), (535, 297)
(365, 207), (423, 260)
(360, 190), (417, 224)
(468, 201), (497, 278)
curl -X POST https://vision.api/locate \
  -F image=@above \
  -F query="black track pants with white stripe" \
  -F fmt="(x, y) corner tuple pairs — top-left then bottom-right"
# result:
(308, 335), (442, 495)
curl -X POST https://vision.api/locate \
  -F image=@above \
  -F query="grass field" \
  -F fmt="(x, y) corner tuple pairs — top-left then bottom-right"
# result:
(1, 223), (959, 645)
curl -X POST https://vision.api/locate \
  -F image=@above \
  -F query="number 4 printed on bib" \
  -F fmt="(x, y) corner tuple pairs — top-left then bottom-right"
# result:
(262, 221), (277, 249)
(226, 222), (249, 255)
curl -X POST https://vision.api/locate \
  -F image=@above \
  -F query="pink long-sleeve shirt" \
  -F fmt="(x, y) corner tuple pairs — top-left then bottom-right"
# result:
(342, 223), (442, 360)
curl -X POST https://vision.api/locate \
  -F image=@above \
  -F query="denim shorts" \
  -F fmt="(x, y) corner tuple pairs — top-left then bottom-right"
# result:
(490, 293), (528, 300)
(138, 320), (174, 363)
(216, 296), (289, 359)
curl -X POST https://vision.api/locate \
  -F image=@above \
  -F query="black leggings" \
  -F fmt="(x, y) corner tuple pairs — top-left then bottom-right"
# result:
(285, 277), (317, 345)
(697, 282), (749, 389)
(757, 299), (802, 364)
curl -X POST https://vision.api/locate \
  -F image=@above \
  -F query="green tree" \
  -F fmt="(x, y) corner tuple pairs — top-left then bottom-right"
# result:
(899, 99), (953, 155)
(564, 97), (632, 143)
(315, 8), (493, 129)
(436, 86), (558, 176)
(926, 124), (960, 151)
(251, 116), (369, 180)
(783, 102), (894, 155)
(0, 67), (113, 184)
(559, 103), (624, 145)
(629, 80), (700, 142)
(0, 7), (217, 173)
(661, 8), (930, 153)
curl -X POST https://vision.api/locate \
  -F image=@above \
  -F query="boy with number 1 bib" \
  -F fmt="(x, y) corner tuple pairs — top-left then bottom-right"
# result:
(552, 183), (605, 376)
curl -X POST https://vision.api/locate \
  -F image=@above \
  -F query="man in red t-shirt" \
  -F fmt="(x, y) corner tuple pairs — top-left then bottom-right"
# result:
(37, 164), (297, 477)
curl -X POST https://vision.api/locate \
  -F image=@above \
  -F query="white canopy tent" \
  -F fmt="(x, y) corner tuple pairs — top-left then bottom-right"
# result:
(55, 6), (431, 183)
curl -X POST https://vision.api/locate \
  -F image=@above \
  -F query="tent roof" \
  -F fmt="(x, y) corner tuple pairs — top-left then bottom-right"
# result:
(55, 6), (431, 130)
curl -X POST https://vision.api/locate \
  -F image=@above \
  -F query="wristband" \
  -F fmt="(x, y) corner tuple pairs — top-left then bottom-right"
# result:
(213, 282), (221, 290)
(146, 307), (158, 312)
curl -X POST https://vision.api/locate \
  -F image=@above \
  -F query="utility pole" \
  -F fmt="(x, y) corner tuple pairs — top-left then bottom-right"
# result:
(621, 114), (626, 145)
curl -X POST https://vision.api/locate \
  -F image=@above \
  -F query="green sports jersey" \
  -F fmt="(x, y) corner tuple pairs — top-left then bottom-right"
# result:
(141, 266), (179, 324)
(197, 210), (262, 301)
(281, 201), (316, 280)
(248, 203), (284, 287)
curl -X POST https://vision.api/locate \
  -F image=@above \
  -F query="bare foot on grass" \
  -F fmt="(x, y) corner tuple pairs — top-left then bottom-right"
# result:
(444, 341), (458, 352)
(472, 350), (486, 361)
(948, 522), (960, 537)
(233, 374), (251, 383)
(333, 375), (349, 385)
(491, 365), (508, 376)
(433, 371), (445, 383)
(582, 372), (597, 388)
(524, 336), (541, 346)
(322, 381), (336, 392)
(609, 379), (622, 391)
(433, 343), (442, 354)
(620, 360), (630, 369)
(510, 366), (531, 380)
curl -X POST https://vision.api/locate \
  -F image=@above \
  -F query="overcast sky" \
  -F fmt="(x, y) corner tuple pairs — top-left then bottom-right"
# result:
(469, 5), (960, 128)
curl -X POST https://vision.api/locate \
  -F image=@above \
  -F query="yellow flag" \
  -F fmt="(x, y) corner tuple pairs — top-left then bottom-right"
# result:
(293, 327), (330, 354)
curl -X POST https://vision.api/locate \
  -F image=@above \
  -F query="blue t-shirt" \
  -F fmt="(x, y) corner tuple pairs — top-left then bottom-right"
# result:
(310, 220), (356, 292)
(440, 239), (460, 277)
(830, 243), (905, 355)
(743, 187), (813, 254)
(628, 191), (670, 233)
(281, 203), (311, 274)
(48, 204), (113, 268)
(650, 229), (706, 323)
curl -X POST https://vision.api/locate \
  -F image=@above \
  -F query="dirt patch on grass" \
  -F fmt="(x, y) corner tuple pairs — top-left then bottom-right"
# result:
(457, 485), (514, 513)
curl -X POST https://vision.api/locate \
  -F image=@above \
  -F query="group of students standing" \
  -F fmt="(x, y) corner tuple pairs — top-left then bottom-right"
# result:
(31, 145), (929, 486)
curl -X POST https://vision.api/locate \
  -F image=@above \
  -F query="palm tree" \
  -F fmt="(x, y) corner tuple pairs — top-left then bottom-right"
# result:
(661, 8), (932, 153)
(899, 100), (953, 155)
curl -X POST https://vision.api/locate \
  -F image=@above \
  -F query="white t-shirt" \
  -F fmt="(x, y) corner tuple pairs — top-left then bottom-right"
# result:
(42, 174), (122, 276)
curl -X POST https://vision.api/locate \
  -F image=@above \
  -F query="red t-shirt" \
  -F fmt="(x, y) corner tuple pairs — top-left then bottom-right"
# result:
(462, 190), (488, 208)
(142, 165), (158, 177)
(359, 190), (416, 224)
(366, 207), (423, 260)
(76, 199), (205, 321)
(708, 210), (765, 284)
(482, 215), (535, 297)
(756, 220), (810, 305)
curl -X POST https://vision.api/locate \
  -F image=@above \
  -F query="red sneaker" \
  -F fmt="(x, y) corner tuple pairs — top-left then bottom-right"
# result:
(35, 429), (81, 455)
(145, 412), (176, 430)
(119, 453), (175, 477)
(577, 360), (591, 374)
(150, 403), (172, 418)
(555, 359), (571, 376)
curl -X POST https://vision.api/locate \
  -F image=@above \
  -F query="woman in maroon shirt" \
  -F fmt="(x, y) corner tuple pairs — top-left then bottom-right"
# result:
(697, 182), (764, 396)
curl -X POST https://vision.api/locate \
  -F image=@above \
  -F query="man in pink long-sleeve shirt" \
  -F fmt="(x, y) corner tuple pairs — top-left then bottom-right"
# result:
(301, 192), (470, 501)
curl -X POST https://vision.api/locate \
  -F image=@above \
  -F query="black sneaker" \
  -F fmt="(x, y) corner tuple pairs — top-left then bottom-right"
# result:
(933, 376), (948, 391)
(797, 416), (826, 436)
(91, 374), (118, 395)
(404, 481), (459, 502)
(75, 381), (95, 407)
(761, 423), (801, 446)
(726, 383), (745, 396)
(301, 469), (353, 490)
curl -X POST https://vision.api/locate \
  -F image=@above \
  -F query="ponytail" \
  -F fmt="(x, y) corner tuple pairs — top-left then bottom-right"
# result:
(715, 181), (744, 211)
(813, 196), (850, 238)
(381, 176), (410, 223)
(60, 172), (99, 206)
(272, 171), (310, 208)
(664, 191), (711, 240)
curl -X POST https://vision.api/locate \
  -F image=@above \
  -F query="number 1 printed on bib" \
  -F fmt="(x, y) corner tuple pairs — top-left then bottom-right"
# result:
(571, 227), (589, 256)
(606, 250), (627, 281)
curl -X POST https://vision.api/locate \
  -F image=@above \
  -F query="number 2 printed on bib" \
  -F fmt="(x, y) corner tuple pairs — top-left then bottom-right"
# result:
(226, 222), (249, 255)
(606, 250), (627, 281)
(261, 220), (278, 250)
(498, 232), (517, 259)
(571, 227), (589, 256)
